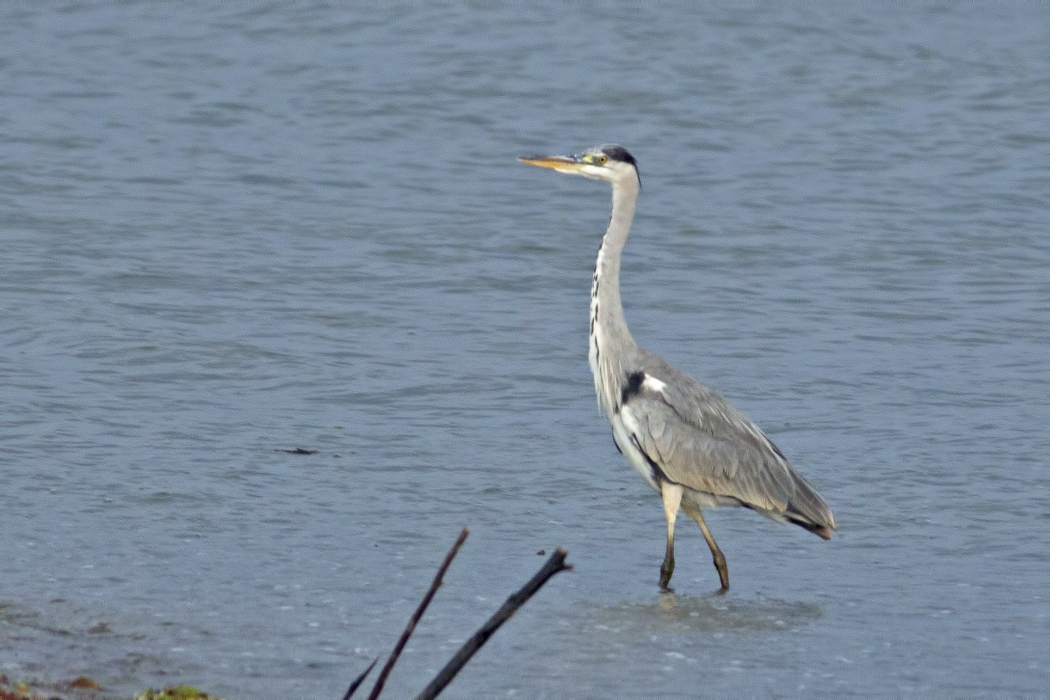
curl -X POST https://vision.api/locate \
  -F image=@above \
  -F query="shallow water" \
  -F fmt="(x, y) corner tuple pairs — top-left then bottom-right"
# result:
(1, 3), (1048, 698)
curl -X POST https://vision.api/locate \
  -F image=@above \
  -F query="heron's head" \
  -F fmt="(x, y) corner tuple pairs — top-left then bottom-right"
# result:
(520, 144), (640, 187)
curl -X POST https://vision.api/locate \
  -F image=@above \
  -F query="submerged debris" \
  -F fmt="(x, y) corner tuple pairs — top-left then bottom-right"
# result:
(133, 686), (223, 700)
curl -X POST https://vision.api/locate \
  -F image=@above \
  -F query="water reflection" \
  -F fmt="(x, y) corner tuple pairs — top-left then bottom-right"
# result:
(588, 594), (823, 635)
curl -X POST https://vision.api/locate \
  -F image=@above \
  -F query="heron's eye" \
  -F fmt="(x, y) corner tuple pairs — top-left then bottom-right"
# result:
(596, 154), (608, 164)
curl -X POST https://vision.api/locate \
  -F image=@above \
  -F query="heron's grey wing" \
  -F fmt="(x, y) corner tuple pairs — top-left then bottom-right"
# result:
(620, 378), (831, 528)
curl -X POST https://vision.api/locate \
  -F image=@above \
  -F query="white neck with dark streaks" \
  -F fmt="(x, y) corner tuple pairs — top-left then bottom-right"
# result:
(589, 175), (641, 416)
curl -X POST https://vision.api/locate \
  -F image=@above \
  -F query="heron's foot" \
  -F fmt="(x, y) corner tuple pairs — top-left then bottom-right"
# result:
(658, 555), (675, 591)
(712, 550), (729, 593)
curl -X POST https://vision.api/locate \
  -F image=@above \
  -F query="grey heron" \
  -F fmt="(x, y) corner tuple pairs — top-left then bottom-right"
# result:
(520, 144), (835, 593)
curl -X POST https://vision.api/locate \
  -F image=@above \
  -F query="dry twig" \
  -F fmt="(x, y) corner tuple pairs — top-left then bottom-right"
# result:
(341, 657), (378, 700)
(414, 548), (572, 700)
(362, 528), (470, 700)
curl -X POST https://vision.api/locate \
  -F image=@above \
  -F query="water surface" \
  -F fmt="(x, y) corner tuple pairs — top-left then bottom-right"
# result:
(2, 3), (1048, 698)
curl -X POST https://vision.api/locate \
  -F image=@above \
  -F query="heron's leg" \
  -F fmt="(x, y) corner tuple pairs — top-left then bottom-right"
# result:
(682, 503), (730, 594)
(659, 482), (684, 591)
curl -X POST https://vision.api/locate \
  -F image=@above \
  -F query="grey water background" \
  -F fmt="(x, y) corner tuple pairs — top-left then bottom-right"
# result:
(2, 2), (1048, 698)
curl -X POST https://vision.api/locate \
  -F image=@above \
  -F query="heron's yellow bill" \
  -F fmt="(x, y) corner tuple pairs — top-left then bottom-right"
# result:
(519, 154), (585, 174)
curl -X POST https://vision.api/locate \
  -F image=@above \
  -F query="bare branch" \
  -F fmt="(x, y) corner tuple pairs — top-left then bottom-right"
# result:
(342, 657), (378, 700)
(414, 548), (572, 700)
(366, 528), (470, 700)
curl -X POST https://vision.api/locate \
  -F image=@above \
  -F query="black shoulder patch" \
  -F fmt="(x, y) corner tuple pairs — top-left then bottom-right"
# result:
(621, 371), (645, 404)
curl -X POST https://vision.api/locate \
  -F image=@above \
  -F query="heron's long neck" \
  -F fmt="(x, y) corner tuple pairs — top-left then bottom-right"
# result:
(590, 178), (639, 415)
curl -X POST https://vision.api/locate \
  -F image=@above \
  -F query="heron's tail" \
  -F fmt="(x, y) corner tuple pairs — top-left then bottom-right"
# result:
(784, 470), (836, 539)
(790, 517), (835, 540)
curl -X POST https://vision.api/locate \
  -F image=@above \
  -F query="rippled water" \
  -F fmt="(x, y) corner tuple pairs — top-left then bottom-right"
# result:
(2, 3), (1048, 698)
